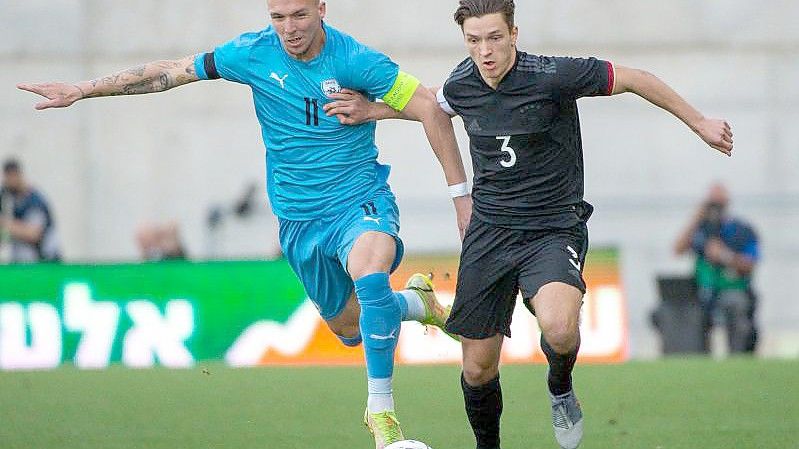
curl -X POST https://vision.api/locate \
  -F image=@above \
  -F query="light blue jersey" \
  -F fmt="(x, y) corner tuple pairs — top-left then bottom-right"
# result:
(194, 22), (400, 221)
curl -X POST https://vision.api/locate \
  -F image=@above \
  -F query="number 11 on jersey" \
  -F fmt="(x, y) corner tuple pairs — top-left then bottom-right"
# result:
(497, 135), (517, 168)
(304, 98), (319, 126)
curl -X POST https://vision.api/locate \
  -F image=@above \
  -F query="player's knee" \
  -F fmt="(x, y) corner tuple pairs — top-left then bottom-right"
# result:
(348, 233), (396, 281)
(463, 360), (499, 386)
(542, 325), (579, 354)
(328, 321), (360, 340)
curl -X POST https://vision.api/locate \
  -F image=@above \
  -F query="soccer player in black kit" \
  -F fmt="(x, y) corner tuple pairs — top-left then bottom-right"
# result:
(324, 1), (734, 448)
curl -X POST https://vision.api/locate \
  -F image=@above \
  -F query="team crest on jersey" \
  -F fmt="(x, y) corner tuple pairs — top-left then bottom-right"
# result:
(321, 78), (342, 96)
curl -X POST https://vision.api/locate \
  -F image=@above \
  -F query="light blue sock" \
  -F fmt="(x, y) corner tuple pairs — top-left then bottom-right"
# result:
(355, 273), (402, 381)
(396, 290), (426, 322)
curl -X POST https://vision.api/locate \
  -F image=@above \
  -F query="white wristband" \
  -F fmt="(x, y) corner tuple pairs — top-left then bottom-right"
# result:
(448, 182), (469, 198)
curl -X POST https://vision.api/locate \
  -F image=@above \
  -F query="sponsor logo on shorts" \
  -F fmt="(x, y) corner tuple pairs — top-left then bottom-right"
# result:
(567, 245), (581, 271)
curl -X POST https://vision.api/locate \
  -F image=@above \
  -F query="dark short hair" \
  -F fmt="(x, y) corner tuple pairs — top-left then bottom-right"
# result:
(454, 0), (515, 30)
(3, 158), (21, 174)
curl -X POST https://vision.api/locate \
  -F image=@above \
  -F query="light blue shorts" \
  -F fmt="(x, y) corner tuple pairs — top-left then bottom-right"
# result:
(278, 187), (404, 321)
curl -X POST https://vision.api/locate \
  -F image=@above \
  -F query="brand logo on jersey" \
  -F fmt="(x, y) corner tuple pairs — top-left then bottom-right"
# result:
(270, 72), (288, 89)
(518, 58), (557, 74)
(363, 216), (382, 225)
(466, 118), (482, 132)
(321, 78), (341, 96)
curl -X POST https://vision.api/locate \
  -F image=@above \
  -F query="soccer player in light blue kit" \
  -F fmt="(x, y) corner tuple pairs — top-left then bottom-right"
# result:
(17, 1), (472, 447)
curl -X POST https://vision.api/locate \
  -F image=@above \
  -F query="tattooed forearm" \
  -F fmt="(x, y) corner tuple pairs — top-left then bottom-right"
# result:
(77, 56), (199, 100)
(176, 63), (196, 85)
(175, 74), (194, 84)
(88, 66), (169, 96)
(158, 72), (171, 90)
(73, 84), (88, 99)
(128, 65), (147, 77)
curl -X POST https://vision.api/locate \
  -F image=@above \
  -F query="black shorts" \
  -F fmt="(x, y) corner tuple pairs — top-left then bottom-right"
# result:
(445, 217), (589, 339)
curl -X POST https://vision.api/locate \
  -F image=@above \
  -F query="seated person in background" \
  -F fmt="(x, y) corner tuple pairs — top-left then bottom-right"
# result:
(674, 183), (759, 353)
(135, 221), (187, 261)
(0, 158), (61, 263)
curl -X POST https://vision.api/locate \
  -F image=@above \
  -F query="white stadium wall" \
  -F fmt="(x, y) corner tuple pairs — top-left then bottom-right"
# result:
(2, 0), (798, 358)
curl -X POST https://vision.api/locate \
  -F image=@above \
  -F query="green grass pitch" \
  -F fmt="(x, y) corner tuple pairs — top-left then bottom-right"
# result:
(1, 358), (797, 449)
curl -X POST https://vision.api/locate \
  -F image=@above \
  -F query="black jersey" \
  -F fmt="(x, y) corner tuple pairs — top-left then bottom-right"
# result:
(443, 51), (613, 229)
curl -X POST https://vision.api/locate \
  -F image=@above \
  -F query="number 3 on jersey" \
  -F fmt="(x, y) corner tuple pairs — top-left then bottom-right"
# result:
(496, 135), (517, 168)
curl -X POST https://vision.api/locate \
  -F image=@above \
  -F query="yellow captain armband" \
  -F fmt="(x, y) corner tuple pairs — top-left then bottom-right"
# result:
(382, 71), (421, 111)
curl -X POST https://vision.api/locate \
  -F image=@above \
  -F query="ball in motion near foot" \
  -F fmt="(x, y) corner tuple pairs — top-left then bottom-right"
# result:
(385, 440), (432, 449)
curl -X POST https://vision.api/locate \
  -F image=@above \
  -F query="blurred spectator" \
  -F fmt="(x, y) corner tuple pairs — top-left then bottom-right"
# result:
(136, 221), (187, 261)
(0, 158), (61, 263)
(674, 183), (759, 353)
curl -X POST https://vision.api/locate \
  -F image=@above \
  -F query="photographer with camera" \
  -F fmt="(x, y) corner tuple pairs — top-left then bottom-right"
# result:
(674, 183), (759, 353)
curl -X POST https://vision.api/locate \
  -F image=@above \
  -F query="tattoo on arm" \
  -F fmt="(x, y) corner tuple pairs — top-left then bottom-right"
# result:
(128, 65), (147, 77)
(84, 57), (197, 98)
(73, 84), (88, 99)
(120, 75), (170, 95)
(158, 72), (171, 90)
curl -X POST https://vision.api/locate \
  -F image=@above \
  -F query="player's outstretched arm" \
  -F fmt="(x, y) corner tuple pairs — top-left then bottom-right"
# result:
(17, 54), (201, 110)
(612, 66), (733, 156)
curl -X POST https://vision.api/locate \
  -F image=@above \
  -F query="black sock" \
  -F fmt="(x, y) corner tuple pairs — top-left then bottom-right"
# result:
(541, 333), (580, 396)
(461, 373), (502, 449)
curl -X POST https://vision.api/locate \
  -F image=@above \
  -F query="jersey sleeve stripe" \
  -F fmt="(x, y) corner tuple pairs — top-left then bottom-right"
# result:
(448, 59), (475, 83)
(204, 52), (221, 80)
(606, 61), (615, 95)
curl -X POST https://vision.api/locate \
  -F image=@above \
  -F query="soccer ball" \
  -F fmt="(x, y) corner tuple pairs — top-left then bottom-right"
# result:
(384, 440), (432, 449)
